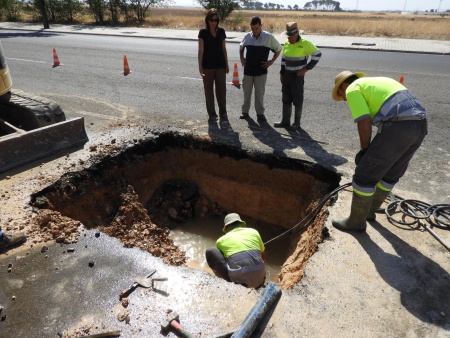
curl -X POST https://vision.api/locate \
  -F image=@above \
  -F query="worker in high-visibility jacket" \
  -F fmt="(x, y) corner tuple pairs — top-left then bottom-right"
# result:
(331, 70), (427, 232)
(205, 213), (266, 288)
(274, 22), (322, 130)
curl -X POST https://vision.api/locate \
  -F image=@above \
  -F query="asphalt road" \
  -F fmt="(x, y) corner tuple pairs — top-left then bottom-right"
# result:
(2, 30), (450, 202)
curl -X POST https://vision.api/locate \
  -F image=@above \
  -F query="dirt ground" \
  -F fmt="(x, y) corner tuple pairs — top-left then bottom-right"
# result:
(1, 125), (449, 338)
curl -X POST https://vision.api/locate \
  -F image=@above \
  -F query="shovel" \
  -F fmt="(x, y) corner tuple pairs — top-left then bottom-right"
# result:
(119, 269), (156, 299)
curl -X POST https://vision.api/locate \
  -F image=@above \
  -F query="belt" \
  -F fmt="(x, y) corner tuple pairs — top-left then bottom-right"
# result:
(387, 115), (426, 122)
(377, 115), (426, 133)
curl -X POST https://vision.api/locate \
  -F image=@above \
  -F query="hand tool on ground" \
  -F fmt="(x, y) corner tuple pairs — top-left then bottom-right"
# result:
(133, 276), (168, 289)
(119, 269), (156, 299)
(161, 311), (196, 338)
(74, 330), (121, 338)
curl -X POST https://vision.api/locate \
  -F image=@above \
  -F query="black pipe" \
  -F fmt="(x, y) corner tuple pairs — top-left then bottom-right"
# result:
(230, 282), (282, 338)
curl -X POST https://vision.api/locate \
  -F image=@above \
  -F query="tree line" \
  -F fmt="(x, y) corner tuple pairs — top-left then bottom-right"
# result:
(239, 0), (340, 11)
(0, 0), (173, 24)
(0, 0), (344, 25)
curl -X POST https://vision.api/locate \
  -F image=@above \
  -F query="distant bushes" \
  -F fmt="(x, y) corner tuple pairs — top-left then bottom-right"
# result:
(0, 0), (173, 24)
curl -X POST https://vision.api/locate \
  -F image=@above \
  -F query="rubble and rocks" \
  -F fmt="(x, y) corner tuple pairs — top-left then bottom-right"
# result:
(146, 179), (227, 228)
(99, 185), (186, 266)
(117, 309), (130, 323)
(146, 180), (199, 227)
(121, 298), (129, 308)
(31, 210), (82, 244)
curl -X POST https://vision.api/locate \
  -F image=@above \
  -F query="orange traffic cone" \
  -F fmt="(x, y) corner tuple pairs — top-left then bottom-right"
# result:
(399, 75), (404, 84)
(123, 55), (131, 75)
(52, 48), (61, 67)
(229, 62), (241, 89)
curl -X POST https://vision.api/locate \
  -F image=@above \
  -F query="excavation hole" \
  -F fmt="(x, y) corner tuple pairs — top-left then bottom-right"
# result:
(30, 132), (340, 289)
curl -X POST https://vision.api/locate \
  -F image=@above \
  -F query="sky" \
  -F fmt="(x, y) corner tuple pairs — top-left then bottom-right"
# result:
(171, 0), (449, 12)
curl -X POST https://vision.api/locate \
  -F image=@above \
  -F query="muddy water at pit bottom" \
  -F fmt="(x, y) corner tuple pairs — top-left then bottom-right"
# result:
(169, 214), (292, 283)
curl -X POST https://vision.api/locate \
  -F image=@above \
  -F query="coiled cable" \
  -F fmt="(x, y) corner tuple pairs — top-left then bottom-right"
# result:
(264, 183), (449, 252)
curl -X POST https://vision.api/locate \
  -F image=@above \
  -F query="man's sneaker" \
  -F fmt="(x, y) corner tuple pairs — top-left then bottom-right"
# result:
(239, 113), (249, 119)
(220, 113), (228, 120)
(208, 114), (218, 121)
(274, 122), (290, 128)
(257, 115), (267, 122)
(288, 124), (300, 130)
(0, 231), (27, 252)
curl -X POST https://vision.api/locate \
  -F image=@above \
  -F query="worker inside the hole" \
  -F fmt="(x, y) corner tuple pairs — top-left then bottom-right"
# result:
(0, 226), (26, 253)
(206, 213), (266, 288)
(331, 70), (427, 232)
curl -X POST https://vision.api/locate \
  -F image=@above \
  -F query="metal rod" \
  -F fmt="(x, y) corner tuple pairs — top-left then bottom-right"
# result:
(419, 220), (450, 252)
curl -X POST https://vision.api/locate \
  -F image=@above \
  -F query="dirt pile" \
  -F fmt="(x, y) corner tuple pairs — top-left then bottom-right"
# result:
(99, 185), (186, 266)
(30, 184), (187, 266)
(31, 209), (82, 244)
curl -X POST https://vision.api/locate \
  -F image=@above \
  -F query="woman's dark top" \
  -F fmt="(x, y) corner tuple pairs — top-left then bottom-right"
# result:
(198, 28), (227, 69)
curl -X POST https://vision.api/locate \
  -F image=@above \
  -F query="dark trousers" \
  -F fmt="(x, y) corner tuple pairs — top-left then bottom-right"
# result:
(202, 68), (227, 117)
(354, 119), (427, 190)
(282, 72), (305, 109)
(206, 247), (231, 282)
(205, 247), (266, 288)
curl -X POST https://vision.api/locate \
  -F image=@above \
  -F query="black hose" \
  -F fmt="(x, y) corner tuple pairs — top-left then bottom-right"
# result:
(386, 195), (450, 230)
(263, 182), (351, 245)
(263, 183), (449, 251)
(430, 205), (450, 230)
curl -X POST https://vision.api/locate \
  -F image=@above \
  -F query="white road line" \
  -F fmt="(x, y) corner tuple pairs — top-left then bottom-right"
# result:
(8, 58), (47, 63)
(179, 77), (202, 81)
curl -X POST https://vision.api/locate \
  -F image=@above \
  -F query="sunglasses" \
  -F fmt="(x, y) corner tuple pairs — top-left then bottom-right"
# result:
(209, 19), (219, 22)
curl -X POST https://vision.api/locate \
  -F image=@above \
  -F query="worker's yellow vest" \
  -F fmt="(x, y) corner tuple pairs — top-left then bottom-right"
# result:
(0, 66), (12, 96)
(282, 39), (319, 72)
(283, 40), (316, 58)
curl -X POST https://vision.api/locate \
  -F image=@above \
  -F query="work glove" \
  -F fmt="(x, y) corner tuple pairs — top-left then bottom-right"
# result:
(355, 149), (367, 165)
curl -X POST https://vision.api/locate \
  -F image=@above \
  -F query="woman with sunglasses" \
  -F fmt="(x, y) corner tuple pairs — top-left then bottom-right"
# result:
(198, 9), (229, 121)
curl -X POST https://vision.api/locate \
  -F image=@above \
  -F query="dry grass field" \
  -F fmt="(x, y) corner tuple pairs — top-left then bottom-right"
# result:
(142, 7), (450, 40)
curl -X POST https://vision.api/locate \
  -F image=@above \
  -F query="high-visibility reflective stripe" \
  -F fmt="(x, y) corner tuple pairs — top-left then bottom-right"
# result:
(282, 40), (321, 73)
(377, 181), (393, 192)
(283, 55), (308, 71)
(353, 181), (375, 196)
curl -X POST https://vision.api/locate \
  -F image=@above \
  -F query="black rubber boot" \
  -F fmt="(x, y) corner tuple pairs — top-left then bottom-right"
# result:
(367, 188), (391, 221)
(289, 107), (302, 130)
(274, 104), (292, 128)
(332, 191), (373, 232)
(0, 230), (26, 252)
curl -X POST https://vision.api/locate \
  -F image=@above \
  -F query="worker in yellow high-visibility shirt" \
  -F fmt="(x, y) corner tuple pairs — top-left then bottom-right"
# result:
(206, 213), (266, 288)
(331, 70), (427, 232)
